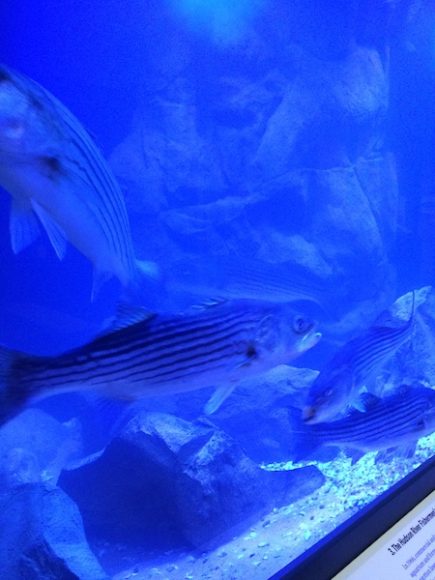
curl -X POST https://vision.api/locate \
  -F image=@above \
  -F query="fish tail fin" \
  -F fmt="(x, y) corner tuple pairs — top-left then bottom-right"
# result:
(0, 346), (29, 426)
(121, 258), (162, 303)
(101, 258), (162, 306)
(287, 406), (321, 462)
(91, 259), (160, 301)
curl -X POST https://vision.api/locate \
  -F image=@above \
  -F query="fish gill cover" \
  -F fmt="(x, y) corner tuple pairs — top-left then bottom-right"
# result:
(0, 1), (434, 579)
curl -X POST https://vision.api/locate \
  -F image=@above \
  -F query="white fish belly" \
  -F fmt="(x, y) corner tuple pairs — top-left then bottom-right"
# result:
(0, 159), (130, 282)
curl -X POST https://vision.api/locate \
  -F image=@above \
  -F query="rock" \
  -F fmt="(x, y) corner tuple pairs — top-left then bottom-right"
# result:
(1, 447), (42, 488)
(109, 35), (396, 320)
(253, 45), (387, 173)
(209, 366), (319, 463)
(0, 409), (83, 488)
(75, 365), (321, 464)
(0, 484), (108, 579)
(60, 412), (324, 549)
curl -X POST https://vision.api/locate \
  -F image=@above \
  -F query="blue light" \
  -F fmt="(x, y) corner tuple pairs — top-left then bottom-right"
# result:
(169, 0), (265, 45)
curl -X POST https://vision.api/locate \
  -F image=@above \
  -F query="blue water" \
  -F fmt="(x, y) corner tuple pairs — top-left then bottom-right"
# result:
(1, 1), (435, 578)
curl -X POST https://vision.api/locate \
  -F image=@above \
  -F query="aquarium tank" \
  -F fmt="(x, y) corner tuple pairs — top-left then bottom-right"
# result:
(0, 1), (434, 579)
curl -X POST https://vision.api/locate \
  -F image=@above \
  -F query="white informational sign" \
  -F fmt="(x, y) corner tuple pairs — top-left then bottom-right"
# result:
(334, 491), (435, 580)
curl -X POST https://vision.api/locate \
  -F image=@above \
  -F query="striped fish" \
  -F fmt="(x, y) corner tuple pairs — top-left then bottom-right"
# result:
(0, 64), (157, 295)
(303, 291), (416, 424)
(291, 386), (435, 461)
(0, 300), (321, 425)
(166, 255), (328, 309)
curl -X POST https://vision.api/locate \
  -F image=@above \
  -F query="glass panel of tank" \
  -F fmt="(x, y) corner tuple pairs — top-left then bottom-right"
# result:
(0, 1), (434, 578)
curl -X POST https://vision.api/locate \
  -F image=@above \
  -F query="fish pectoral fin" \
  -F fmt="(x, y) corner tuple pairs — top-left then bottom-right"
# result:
(9, 197), (41, 253)
(30, 200), (67, 260)
(347, 448), (365, 465)
(64, 447), (107, 471)
(375, 441), (417, 465)
(375, 443), (417, 464)
(204, 384), (237, 415)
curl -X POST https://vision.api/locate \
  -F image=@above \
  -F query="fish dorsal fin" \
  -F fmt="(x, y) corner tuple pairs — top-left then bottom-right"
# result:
(374, 291), (415, 328)
(373, 309), (394, 327)
(192, 297), (228, 311)
(345, 405), (364, 417)
(358, 392), (381, 411)
(9, 197), (41, 253)
(395, 383), (413, 398)
(103, 302), (155, 333)
(409, 290), (416, 318)
(30, 200), (67, 260)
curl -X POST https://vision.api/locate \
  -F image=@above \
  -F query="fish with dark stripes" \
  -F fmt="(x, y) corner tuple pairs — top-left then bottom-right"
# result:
(0, 64), (157, 295)
(291, 386), (435, 461)
(0, 300), (321, 425)
(303, 291), (415, 424)
(166, 255), (328, 308)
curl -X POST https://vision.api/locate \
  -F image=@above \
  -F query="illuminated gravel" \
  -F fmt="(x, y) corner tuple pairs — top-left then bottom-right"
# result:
(111, 432), (434, 580)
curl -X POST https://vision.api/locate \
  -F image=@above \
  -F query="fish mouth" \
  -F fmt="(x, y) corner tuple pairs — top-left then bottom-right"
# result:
(302, 406), (317, 423)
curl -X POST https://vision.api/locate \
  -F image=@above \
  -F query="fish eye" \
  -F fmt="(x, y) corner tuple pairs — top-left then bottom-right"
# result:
(246, 343), (257, 359)
(302, 406), (316, 421)
(292, 315), (312, 334)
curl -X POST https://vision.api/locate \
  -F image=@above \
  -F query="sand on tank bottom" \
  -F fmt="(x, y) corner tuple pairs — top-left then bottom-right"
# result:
(108, 432), (435, 580)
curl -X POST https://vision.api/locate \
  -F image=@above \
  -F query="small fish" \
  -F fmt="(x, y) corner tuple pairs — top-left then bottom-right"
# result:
(291, 387), (435, 462)
(165, 255), (328, 309)
(303, 291), (415, 424)
(0, 299), (321, 425)
(0, 64), (157, 295)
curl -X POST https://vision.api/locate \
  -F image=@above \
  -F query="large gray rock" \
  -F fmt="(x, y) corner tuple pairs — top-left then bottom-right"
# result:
(209, 366), (319, 462)
(0, 484), (108, 579)
(252, 45), (388, 174)
(60, 412), (324, 548)
(0, 409), (82, 489)
(109, 5), (398, 320)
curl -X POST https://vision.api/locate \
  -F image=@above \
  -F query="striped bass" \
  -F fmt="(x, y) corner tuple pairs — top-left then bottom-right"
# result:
(303, 291), (415, 424)
(0, 64), (157, 295)
(0, 300), (321, 425)
(166, 255), (328, 308)
(291, 386), (435, 461)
